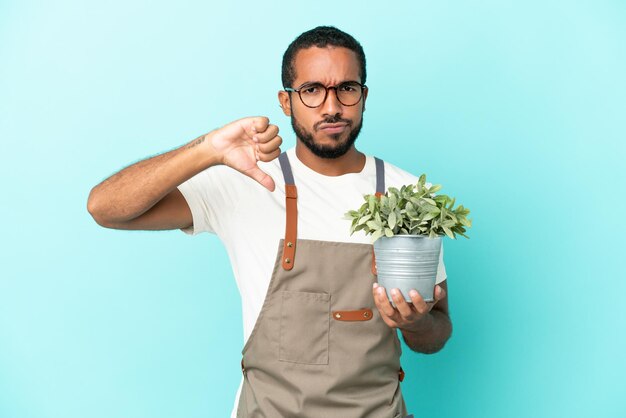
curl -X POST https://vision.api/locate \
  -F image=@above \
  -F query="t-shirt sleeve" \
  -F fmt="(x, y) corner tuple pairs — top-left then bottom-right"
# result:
(177, 166), (233, 236)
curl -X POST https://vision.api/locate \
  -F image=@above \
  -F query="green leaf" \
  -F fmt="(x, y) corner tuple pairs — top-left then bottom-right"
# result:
(421, 204), (438, 213)
(366, 220), (380, 230)
(405, 209), (416, 218)
(434, 195), (449, 204)
(442, 226), (455, 239)
(428, 184), (442, 194)
(384, 227), (394, 237)
(442, 219), (456, 228)
(358, 214), (372, 225)
(388, 193), (397, 209)
(344, 210), (357, 219)
(368, 194), (377, 212)
(388, 211), (397, 229)
(422, 212), (438, 221)
(371, 229), (384, 243)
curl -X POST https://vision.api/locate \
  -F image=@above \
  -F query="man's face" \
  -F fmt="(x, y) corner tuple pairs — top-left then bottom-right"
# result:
(279, 46), (368, 159)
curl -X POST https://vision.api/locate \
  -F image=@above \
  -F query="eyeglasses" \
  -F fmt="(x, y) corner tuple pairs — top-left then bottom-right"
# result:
(284, 81), (366, 108)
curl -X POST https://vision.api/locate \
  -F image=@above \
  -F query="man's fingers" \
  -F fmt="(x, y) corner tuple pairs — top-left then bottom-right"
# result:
(408, 290), (429, 315)
(422, 285), (446, 311)
(253, 124), (279, 143)
(391, 289), (414, 319)
(374, 285), (397, 318)
(257, 147), (281, 163)
(257, 135), (282, 154)
(434, 284), (446, 302)
(249, 116), (270, 135)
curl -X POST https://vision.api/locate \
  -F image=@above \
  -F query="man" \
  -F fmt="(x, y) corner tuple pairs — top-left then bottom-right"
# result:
(88, 26), (451, 418)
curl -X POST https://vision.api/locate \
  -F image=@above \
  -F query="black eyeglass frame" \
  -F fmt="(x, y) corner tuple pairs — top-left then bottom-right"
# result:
(284, 81), (367, 108)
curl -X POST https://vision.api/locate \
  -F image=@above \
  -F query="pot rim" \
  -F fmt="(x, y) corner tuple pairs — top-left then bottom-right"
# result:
(378, 234), (442, 239)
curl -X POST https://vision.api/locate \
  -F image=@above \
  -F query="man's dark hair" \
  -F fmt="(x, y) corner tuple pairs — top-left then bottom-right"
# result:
(281, 26), (366, 89)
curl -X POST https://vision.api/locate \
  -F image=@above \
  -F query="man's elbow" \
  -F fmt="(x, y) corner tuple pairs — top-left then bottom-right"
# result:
(406, 318), (453, 354)
(86, 190), (114, 228)
(416, 337), (451, 355)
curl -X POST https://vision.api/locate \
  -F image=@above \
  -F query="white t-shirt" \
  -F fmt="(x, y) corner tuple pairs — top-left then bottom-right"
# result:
(177, 146), (447, 416)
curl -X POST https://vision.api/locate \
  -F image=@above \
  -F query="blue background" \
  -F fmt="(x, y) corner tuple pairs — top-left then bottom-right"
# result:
(1, 1), (625, 417)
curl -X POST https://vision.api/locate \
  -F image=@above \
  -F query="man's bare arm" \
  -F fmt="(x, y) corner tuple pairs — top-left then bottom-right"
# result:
(87, 116), (282, 230)
(87, 137), (216, 229)
(399, 294), (452, 354)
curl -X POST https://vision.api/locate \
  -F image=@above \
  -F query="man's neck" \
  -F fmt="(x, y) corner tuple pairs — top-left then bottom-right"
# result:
(295, 142), (366, 176)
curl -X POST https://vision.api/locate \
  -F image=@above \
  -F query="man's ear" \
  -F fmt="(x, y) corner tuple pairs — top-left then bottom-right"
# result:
(278, 90), (292, 116)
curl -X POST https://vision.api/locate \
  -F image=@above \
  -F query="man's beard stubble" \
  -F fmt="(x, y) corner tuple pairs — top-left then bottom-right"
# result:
(291, 114), (363, 159)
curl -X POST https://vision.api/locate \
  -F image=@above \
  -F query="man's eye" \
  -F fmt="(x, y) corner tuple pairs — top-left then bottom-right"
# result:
(303, 86), (320, 94)
(339, 84), (357, 92)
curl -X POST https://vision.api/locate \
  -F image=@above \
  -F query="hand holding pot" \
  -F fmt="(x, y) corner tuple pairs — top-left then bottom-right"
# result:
(372, 282), (446, 333)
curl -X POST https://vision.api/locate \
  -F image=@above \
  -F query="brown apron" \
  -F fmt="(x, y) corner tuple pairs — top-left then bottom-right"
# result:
(237, 153), (408, 417)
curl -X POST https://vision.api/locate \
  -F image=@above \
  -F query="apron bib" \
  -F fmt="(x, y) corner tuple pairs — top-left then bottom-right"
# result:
(237, 153), (408, 418)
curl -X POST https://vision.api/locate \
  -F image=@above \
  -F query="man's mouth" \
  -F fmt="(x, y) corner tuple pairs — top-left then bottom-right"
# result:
(317, 122), (349, 134)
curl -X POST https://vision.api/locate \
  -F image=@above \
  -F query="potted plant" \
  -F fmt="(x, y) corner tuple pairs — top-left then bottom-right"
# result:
(345, 174), (472, 303)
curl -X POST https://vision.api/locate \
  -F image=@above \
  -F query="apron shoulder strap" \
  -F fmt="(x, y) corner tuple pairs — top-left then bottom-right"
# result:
(374, 157), (385, 197)
(372, 157), (385, 274)
(278, 152), (297, 270)
(279, 152), (295, 186)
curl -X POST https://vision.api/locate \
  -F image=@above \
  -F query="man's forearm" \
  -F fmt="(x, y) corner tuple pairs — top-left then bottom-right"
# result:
(400, 309), (452, 354)
(87, 133), (217, 224)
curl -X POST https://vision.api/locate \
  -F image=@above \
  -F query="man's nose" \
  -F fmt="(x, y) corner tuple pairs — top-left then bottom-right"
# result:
(321, 87), (342, 116)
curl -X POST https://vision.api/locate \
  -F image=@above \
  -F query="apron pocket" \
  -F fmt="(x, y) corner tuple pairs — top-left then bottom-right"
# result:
(279, 290), (330, 365)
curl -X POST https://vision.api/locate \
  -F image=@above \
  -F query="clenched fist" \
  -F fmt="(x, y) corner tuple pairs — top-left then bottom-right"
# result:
(201, 116), (282, 191)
